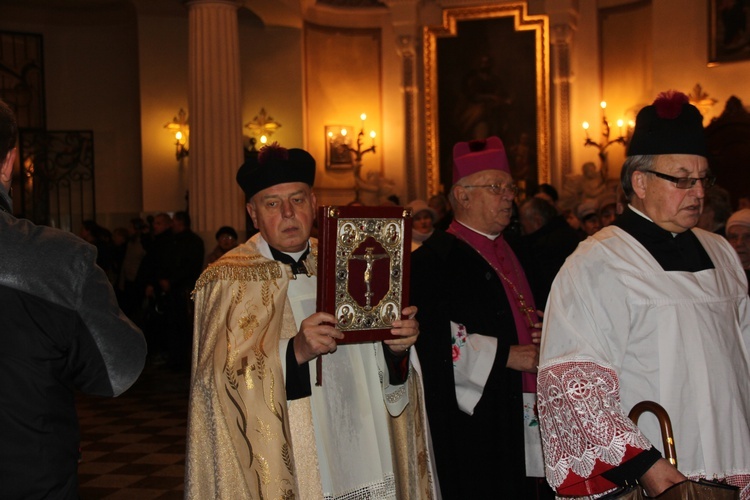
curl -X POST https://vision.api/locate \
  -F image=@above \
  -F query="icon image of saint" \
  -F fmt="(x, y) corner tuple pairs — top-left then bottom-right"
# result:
(337, 304), (354, 326)
(339, 223), (356, 245)
(381, 302), (398, 325)
(385, 223), (400, 243)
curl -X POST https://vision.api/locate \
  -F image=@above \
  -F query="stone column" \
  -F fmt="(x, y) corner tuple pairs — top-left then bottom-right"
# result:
(547, 2), (579, 187)
(384, 0), (421, 201)
(185, 0), (244, 237)
(397, 34), (419, 203)
(552, 23), (575, 181)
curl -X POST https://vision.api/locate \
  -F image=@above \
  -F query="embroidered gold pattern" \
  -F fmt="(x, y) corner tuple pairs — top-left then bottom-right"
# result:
(237, 356), (255, 390)
(253, 344), (266, 383)
(254, 453), (271, 485)
(282, 442), (293, 475)
(226, 344), (238, 385)
(275, 480), (296, 500)
(261, 278), (273, 306)
(385, 383), (407, 404)
(193, 259), (282, 295)
(238, 280), (247, 302)
(418, 450), (428, 477)
(255, 415), (276, 442)
(239, 311), (259, 341)
(268, 370), (279, 419)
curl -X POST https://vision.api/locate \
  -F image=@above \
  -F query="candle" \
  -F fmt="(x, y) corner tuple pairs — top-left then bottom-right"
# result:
(360, 113), (367, 132)
(370, 130), (376, 147)
(582, 121), (590, 139)
(616, 119), (624, 137)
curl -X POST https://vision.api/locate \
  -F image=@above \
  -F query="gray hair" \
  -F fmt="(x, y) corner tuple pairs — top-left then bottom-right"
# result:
(620, 154), (657, 200)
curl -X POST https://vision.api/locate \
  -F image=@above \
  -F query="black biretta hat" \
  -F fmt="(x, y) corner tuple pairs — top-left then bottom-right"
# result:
(236, 143), (316, 200)
(627, 90), (707, 158)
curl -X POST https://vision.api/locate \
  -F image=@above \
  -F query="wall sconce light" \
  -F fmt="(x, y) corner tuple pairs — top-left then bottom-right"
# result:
(582, 101), (632, 180)
(245, 108), (281, 151)
(688, 83), (718, 122)
(165, 108), (189, 161)
(326, 113), (378, 202)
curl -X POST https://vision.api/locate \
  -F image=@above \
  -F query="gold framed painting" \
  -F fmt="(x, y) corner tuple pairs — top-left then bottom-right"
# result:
(325, 125), (354, 170)
(708, 0), (750, 66)
(423, 3), (550, 196)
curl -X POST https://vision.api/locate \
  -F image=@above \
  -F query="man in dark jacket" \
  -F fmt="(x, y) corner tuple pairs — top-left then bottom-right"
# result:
(0, 99), (147, 499)
(516, 196), (581, 306)
(169, 210), (204, 370)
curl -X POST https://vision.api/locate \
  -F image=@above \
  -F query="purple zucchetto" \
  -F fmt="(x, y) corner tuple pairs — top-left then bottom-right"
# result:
(452, 136), (510, 184)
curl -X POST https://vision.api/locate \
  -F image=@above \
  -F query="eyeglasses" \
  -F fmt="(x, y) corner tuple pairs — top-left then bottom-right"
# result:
(643, 170), (716, 189)
(461, 183), (519, 196)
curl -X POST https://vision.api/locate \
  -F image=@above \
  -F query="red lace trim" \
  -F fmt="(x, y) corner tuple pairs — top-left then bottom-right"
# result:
(537, 360), (652, 494)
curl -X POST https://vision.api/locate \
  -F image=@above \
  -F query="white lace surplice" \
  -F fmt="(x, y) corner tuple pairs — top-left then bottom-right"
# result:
(538, 226), (750, 494)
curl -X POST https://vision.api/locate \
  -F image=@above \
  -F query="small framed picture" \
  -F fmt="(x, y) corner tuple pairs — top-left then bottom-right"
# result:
(708, 0), (750, 66)
(325, 125), (354, 170)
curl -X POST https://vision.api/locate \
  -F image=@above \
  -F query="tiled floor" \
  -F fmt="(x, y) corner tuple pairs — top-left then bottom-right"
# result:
(76, 363), (190, 499)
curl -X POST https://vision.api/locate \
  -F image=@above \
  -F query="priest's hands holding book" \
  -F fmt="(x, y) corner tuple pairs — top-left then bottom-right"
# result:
(294, 312), (344, 364)
(293, 306), (419, 364)
(383, 305), (419, 356)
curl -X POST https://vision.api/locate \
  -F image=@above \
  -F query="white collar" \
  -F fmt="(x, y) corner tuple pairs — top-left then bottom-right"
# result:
(455, 219), (501, 240)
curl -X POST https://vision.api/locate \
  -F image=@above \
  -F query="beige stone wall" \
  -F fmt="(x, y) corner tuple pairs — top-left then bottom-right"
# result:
(2, 0), (748, 227)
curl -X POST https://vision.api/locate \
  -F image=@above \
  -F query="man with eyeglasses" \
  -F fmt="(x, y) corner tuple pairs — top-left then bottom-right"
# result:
(411, 137), (550, 499)
(537, 91), (750, 498)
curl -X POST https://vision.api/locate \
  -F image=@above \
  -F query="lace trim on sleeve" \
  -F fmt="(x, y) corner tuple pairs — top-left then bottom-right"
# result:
(537, 360), (652, 489)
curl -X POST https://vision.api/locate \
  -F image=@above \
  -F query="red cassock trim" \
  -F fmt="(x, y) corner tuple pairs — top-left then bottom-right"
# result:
(556, 444), (646, 496)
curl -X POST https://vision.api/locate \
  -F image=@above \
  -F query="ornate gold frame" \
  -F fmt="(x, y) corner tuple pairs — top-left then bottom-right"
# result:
(333, 215), (406, 331)
(423, 3), (550, 195)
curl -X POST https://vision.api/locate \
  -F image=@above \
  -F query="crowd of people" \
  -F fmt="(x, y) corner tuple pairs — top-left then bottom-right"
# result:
(183, 95), (749, 500)
(74, 212), (239, 372)
(3, 87), (750, 500)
